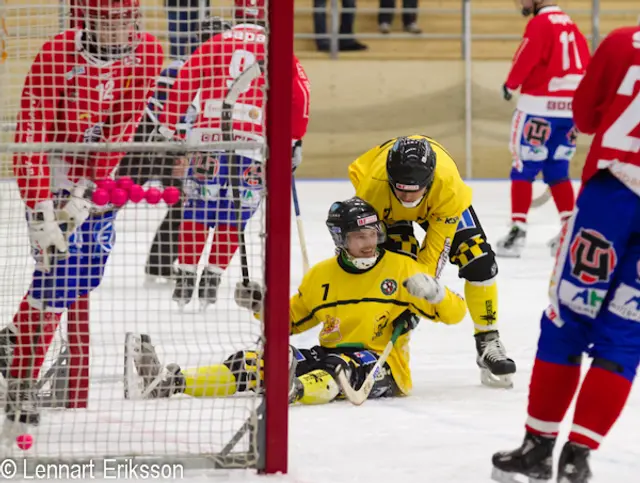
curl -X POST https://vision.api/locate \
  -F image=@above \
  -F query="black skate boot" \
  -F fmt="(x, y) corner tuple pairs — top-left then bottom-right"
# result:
(556, 442), (592, 483)
(0, 325), (16, 378)
(172, 268), (197, 307)
(5, 378), (40, 426)
(492, 432), (555, 483)
(496, 223), (527, 258)
(198, 269), (222, 310)
(476, 330), (516, 388)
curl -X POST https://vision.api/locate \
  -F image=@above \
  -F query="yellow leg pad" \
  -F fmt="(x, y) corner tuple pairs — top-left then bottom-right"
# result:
(183, 364), (237, 398)
(465, 280), (499, 334)
(298, 369), (340, 405)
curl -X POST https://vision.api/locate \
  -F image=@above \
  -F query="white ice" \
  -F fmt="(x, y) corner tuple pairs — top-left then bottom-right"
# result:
(0, 179), (638, 483)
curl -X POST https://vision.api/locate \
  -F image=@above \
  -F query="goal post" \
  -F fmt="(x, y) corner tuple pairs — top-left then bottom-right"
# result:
(0, 0), (291, 475)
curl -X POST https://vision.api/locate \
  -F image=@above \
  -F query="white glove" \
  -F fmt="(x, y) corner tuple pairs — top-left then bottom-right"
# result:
(403, 273), (445, 304)
(57, 184), (94, 232)
(27, 200), (67, 272)
(292, 140), (302, 172)
(234, 280), (264, 313)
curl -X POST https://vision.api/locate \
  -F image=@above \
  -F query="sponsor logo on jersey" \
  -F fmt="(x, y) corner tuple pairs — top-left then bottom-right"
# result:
(372, 312), (389, 340)
(569, 229), (617, 285)
(380, 279), (398, 296)
(608, 283), (640, 323)
(357, 215), (378, 226)
(558, 280), (606, 319)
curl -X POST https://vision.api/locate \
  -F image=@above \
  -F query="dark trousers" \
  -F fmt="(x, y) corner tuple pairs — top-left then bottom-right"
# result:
(313, 0), (356, 49)
(165, 0), (209, 59)
(378, 0), (417, 26)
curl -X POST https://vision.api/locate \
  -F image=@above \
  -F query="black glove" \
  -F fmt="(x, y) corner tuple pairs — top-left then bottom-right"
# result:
(392, 310), (420, 336)
(502, 84), (513, 101)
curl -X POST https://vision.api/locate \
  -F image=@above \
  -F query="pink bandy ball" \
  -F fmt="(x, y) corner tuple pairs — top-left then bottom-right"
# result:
(145, 187), (163, 205)
(16, 434), (33, 450)
(116, 176), (134, 192)
(162, 186), (181, 206)
(110, 188), (129, 207)
(97, 178), (116, 193)
(128, 184), (145, 203)
(92, 188), (110, 207)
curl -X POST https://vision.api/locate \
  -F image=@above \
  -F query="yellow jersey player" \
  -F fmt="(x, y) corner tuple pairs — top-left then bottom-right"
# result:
(123, 197), (467, 404)
(348, 135), (516, 388)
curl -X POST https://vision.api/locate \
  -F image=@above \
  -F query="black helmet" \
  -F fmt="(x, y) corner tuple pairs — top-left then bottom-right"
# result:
(197, 16), (232, 45)
(386, 137), (436, 193)
(326, 197), (386, 248)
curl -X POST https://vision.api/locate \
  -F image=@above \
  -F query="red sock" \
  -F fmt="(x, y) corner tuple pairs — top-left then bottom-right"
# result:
(208, 224), (239, 270)
(526, 359), (581, 437)
(569, 366), (632, 449)
(67, 295), (90, 408)
(511, 180), (533, 224)
(178, 221), (208, 267)
(11, 296), (61, 380)
(549, 180), (575, 221)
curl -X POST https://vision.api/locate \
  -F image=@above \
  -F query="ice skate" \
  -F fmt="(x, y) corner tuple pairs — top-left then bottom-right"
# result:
(198, 269), (222, 310)
(288, 346), (302, 404)
(5, 378), (40, 426)
(124, 333), (185, 399)
(496, 223), (527, 258)
(0, 325), (16, 379)
(556, 441), (592, 483)
(172, 268), (197, 308)
(492, 432), (555, 483)
(476, 330), (516, 388)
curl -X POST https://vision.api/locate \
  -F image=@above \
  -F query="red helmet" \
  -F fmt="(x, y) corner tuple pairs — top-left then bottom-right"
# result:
(234, 0), (266, 21)
(76, 0), (141, 59)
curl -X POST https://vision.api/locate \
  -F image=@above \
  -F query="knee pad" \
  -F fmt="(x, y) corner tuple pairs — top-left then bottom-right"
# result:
(452, 234), (499, 282)
(381, 222), (419, 260)
(223, 350), (263, 392)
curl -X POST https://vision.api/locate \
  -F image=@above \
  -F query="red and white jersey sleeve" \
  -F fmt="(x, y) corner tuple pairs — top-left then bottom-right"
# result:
(573, 26), (640, 197)
(13, 29), (163, 208)
(292, 56), (311, 141)
(505, 6), (590, 118)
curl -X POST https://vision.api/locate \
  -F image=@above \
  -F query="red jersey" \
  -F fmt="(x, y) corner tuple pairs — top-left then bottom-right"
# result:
(573, 26), (640, 197)
(505, 6), (590, 118)
(13, 29), (164, 208)
(160, 23), (310, 153)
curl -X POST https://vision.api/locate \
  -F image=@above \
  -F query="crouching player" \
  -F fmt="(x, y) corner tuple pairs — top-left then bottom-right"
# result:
(123, 197), (467, 403)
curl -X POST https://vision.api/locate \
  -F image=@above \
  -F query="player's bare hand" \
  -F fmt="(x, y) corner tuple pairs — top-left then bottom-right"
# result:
(403, 273), (444, 304)
(27, 200), (68, 272)
(234, 280), (263, 312)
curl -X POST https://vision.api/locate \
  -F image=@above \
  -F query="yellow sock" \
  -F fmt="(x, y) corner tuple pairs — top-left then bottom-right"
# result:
(182, 364), (237, 398)
(296, 369), (339, 405)
(464, 279), (499, 334)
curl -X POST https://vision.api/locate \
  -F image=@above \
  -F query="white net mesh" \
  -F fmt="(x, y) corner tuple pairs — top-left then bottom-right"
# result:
(0, 0), (272, 471)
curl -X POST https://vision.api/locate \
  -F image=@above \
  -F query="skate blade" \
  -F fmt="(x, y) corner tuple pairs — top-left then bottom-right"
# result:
(491, 467), (548, 483)
(495, 248), (522, 259)
(199, 301), (211, 312)
(481, 369), (514, 389)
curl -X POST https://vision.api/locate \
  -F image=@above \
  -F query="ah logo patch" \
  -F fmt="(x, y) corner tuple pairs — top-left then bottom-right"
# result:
(380, 279), (398, 296)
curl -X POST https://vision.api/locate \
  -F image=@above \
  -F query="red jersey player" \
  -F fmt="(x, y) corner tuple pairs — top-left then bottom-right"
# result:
(5, 0), (163, 426)
(497, 0), (590, 258)
(492, 26), (640, 483)
(158, 0), (311, 310)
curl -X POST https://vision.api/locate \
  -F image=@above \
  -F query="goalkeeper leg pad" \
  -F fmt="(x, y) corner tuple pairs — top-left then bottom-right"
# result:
(293, 370), (339, 405)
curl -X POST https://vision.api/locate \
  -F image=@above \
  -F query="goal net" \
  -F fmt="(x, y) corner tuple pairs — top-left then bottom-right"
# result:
(0, 0), (291, 475)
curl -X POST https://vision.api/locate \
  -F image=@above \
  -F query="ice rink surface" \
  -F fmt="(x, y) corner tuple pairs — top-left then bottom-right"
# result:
(0, 179), (638, 482)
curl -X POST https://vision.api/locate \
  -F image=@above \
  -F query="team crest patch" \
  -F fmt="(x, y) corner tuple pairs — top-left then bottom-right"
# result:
(380, 279), (398, 296)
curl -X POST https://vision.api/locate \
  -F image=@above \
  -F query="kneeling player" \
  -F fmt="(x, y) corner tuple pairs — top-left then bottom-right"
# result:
(124, 197), (467, 403)
(349, 135), (516, 388)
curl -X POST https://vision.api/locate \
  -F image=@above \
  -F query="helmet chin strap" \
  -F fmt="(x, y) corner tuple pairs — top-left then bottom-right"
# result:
(343, 250), (379, 270)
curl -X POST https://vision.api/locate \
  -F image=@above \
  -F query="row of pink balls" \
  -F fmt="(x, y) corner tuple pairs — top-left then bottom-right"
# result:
(93, 176), (181, 207)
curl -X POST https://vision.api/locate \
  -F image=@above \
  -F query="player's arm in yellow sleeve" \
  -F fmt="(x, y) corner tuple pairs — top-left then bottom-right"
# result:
(402, 271), (467, 325)
(348, 138), (397, 189)
(417, 212), (460, 279)
(289, 273), (322, 335)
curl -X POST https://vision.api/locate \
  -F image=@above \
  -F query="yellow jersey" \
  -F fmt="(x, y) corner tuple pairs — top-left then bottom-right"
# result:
(289, 249), (466, 395)
(348, 135), (473, 278)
